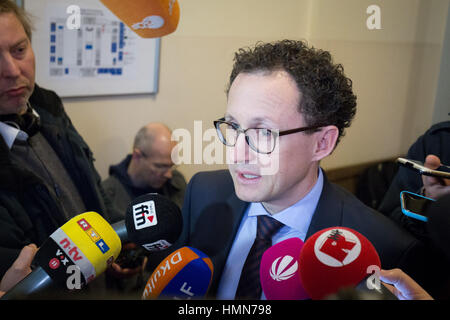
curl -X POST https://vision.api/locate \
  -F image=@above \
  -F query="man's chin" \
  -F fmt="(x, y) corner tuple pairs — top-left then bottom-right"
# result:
(234, 187), (265, 203)
(17, 102), (28, 115)
(150, 179), (168, 190)
(0, 100), (28, 116)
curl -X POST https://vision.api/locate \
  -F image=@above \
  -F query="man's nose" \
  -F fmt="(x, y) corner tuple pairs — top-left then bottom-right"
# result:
(0, 54), (21, 78)
(229, 133), (253, 164)
(163, 167), (173, 180)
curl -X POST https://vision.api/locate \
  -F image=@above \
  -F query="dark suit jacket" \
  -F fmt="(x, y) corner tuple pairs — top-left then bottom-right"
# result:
(180, 170), (430, 298)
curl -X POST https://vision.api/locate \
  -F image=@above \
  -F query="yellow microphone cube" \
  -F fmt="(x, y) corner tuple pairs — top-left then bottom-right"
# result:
(58, 212), (122, 282)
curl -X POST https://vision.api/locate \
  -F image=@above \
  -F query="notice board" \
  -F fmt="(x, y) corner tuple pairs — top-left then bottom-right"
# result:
(25, 0), (160, 97)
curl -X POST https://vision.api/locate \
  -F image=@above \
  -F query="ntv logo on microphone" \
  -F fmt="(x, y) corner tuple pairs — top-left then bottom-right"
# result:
(133, 200), (158, 230)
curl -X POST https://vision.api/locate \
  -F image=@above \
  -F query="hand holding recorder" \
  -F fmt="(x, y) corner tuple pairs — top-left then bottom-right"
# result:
(421, 155), (450, 199)
(397, 155), (450, 200)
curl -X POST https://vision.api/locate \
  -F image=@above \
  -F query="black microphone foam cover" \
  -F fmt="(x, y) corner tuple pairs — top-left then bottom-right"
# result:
(125, 193), (183, 251)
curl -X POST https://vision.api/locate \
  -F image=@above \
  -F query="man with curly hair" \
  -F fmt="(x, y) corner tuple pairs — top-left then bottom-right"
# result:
(179, 40), (430, 299)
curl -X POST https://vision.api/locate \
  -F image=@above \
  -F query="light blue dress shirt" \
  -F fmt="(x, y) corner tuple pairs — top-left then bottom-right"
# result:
(0, 107), (38, 149)
(216, 168), (324, 299)
(0, 121), (28, 149)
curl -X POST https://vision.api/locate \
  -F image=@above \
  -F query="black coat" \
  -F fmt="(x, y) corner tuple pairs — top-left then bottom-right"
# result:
(377, 121), (450, 298)
(379, 121), (450, 238)
(180, 170), (431, 298)
(0, 84), (113, 277)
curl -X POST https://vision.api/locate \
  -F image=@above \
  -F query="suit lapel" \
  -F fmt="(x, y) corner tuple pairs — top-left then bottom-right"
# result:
(306, 174), (344, 239)
(206, 192), (248, 296)
(226, 192), (249, 238)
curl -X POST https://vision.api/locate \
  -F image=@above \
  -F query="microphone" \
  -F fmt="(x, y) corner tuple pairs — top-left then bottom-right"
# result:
(142, 246), (213, 299)
(100, 0), (180, 38)
(1, 212), (121, 300)
(112, 193), (183, 252)
(298, 226), (396, 300)
(260, 238), (309, 300)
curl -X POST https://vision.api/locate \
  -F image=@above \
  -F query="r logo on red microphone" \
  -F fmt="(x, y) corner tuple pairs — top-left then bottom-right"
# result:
(133, 200), (158, 230)
(314, 228), (361, 267)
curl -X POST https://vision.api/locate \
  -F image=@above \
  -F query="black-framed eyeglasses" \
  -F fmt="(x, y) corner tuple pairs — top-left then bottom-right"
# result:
(213, 117), (322, 154)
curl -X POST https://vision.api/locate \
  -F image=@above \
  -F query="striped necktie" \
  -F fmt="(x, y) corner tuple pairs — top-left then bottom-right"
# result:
(235, 215), (284, 299)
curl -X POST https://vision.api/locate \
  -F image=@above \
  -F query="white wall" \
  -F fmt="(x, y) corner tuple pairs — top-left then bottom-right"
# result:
(433, 2), (450, 124)
(308, 0), (449, 168)
(59, 0), (449, 181)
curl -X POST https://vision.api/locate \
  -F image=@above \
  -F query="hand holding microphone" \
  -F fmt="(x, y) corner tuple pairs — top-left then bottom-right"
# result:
(261, 227), (429, 300)
(112, 193), (182, 250)
(1, 212), (122, 300)
(0, 244), (38, 298)
(1, 193), (182, 299)
(107, 243), (148, 279)
(380, 268), (433, 300)
(109, 193), (183, 279)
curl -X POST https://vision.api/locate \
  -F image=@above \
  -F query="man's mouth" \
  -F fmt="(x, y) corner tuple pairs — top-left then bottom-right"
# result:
(236, 170), (262, 183)
(5, 86), (26, 97)
(241, 173), (259, 179)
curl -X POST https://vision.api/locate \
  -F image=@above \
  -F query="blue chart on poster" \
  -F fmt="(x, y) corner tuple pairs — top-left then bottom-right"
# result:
(25, 0), (160, 97)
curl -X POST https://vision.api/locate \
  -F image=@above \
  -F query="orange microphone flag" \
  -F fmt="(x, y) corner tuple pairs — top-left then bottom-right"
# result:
(100, 0), (180, 38)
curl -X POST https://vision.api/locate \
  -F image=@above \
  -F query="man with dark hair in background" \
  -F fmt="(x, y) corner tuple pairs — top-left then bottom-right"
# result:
(179, 40), (434, 299)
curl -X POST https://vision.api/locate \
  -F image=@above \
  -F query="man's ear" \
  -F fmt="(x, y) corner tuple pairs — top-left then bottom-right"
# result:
(312, 125), (339, 161)
(132, 148), (144, 161)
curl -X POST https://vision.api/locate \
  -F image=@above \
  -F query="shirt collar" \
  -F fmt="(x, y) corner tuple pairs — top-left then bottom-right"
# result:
(247, 168), (324, 234)
(0, 121), (28, 149)
(0, 107), (40, 149)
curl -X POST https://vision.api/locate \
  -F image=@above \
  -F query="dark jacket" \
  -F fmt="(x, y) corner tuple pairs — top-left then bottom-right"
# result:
(377, 121), (450, 298)
(101, 155), (187, 293)
(0, 84), (114, 277)
(379, 121), (450, 240)
(102, 155), (186, 217)
(180, 170), (433, 298)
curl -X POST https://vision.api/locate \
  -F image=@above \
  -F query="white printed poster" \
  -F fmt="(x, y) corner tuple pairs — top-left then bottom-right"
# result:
(25, 0), (160, 97)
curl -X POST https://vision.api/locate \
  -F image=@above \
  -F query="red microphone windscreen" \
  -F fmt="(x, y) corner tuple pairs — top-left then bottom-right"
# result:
(299, 227), (380, 300)
(260, 238), (309, 300)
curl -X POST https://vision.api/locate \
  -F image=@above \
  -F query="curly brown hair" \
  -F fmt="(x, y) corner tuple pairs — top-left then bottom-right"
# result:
(226, 40), (357, 145)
